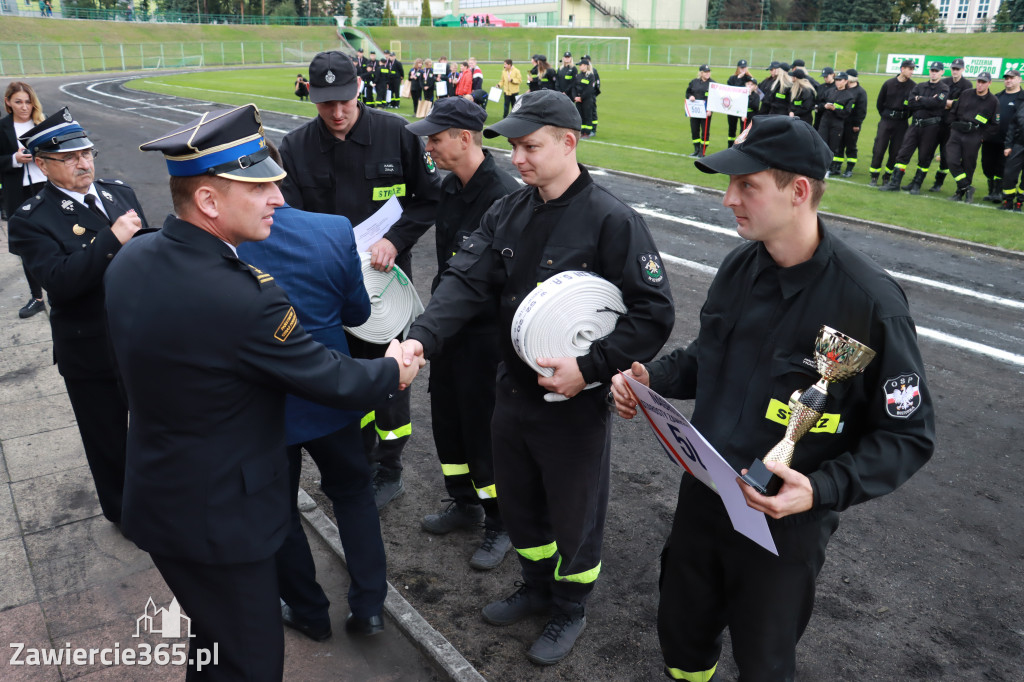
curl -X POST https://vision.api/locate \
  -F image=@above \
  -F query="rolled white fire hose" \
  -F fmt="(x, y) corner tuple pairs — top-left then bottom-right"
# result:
(344, 252), (425, 343)
(511, 271), (626, 402)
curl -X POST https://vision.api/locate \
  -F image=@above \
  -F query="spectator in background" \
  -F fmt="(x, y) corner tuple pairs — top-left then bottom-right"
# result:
(498, 59), (522, 118)
(455, 61), (474, 98)
(422, 59), (436, 104)
(294, 74), (309, 102)
(409, 59), (425, 115)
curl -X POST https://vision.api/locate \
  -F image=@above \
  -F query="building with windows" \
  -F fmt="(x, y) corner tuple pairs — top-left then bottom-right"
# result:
(932, 0), (1003, 32)
(386, 0), (707, 29)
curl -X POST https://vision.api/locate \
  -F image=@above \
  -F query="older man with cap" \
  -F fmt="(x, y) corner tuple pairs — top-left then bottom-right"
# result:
(400, 89), (674, 665)
(8, 107), (147, 528)
(610, 115), (935, 682)
(281, 51), (442, 509)
(404, 97), (520, 570)
(869, 59), (917, 187)
(943, 72), (999, 203)
(880, 61), (950, 193)
(104, 103), (419, 680)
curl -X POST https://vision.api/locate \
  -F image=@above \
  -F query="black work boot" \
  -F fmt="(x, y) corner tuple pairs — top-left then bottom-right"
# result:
(984, 179), (1002, 203)
(526, 608), (587, 666)
(882, 172), (892, 185)
(421, 499), (484, 534)
(906, 170), (927, 195)
(879, 168), (905, 192)
(482, 582), (552, 626)
(690, 143), (702, 158)
(928, 172), (946, 192)
(842, 163), (855, 178)
(999, 198), (1015, 210)
(963, 185), (976, 203)
(869, 172), (879, 187)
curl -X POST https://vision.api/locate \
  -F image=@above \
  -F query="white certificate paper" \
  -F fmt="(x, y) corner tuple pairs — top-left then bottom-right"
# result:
(435, 80), (448, 97)
(353, 196), (403, 253)
(685, 99), (708, 119)
(621, 372), (778, 555)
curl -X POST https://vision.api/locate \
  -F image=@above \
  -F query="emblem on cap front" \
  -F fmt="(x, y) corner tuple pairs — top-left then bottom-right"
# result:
(512, 98), (523, 113)
(734, 125), (752, 146)
(325, 70), (336, 84)
(61, 199), (75, 212)
(63, 110), (73, 122)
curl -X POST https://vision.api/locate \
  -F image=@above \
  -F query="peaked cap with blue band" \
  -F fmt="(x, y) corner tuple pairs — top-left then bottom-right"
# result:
(19, 107), (94, 155)
(139, 104), (285, 182)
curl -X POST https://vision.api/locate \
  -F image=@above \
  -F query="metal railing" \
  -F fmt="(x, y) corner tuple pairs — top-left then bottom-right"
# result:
(59, 7), (338, 25)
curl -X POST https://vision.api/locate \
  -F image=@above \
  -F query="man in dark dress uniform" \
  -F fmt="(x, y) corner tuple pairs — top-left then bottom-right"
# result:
(8, 107), (147, 527)
(105, 103), (420, 680)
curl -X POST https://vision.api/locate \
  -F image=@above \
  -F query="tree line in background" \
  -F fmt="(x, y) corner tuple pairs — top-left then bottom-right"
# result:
(704, 0), (1024, 31)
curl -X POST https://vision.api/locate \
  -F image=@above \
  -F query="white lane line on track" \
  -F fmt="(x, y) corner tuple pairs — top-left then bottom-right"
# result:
(658, 253), (1024, 367)
(637, 207), (1024, 311)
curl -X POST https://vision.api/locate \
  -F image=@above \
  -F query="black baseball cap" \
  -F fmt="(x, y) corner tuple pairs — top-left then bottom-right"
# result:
(483, 90), (581, 138)
(564, 51), (572, 58)
(930, 61), (945, 71)
(579, 58), (591, 66)
(791, 68), (807, 79)
(976, 72), (992, 82)
(308, 51), (360, 102)
(951, 58), (965, 69)
(900, 59), (915, 69)
(780, 62), (791, 72)
(767, 61), (781, 70)
(835, 71), (849, 81)
(537, 54), (548, 62)
(1004, 69), (1021, 78)
(406, 96), (487, 136)
(846, 68), (858, 78)
(699, 64), (711, 72)
(737, 59), (748, 68)
(792, 59), (806, 67)
(695, 116), (832, 181)
(821, 66), (834, 76)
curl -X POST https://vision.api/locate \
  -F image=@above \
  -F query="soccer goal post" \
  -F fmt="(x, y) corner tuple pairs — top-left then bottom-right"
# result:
(555, 35), (631, 70)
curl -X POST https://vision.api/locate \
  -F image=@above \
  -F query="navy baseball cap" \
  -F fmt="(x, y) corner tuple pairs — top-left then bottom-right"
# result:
(901, 59), (915, 69)
(405, 96), (487, 136)
(835, 71), (849, 81)
(821, 66), (835, 76)
(308, 51), (360, 102)
(484, 89), (581, 138)
(737, 59), (748, 68)
(951, 58), (965, 69)
(930, 61), (945, 71)
(140, 104), (285, 182)
(695, 116), (832, 181)
(767, 61), (781, 70)
(792, 59), (806, 67)
(19, 107), (93, 155)
(699, 64), (711, 72)
(976, 72), (992, 82)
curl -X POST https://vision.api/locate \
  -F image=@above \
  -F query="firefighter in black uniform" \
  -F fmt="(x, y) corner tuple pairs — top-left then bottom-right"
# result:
(930, 58), (972, 193)
(762, 63), (792, 116)
(879, 62), (950, 194)
(555, 52), (577, 97)
(983, 69), (1024, 203)
(611, 115), (935, 682)
(528, 54), (542, 92)
(388, 51), (404, 109)
(363, 50), (380, 106)
(404, 98), (521, 570)
(355, 48), (371, 104)
(869, 59), (916, 187)
(792, 59), (819, 89)
(727, 59), (752, 146)
(787, 68), (817, 124)
(759, 61), (780, 111)
(583, 55), (601, 135)
(945, 72), (999, 203)
(814, 67), (836, 129)
(686, 64), (715, 158)
(376, 54), (391, 109)
(743, 75), (761, 124)
(280, 52), (442, 508)
(573, 58), (598, 138)
(837, 69), (868, 177)
(8, 107), (148, 527)
(1001, 89), (1024, 211)
(401, 90), (674, 666)
(817, 71), (855, 176)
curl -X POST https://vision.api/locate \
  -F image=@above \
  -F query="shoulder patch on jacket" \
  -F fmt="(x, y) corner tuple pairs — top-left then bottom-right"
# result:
(883, 373), (922, 419)
(238, 259), (276, 289)
(638, 253), (665, 286)
(274, 306), (298, 342)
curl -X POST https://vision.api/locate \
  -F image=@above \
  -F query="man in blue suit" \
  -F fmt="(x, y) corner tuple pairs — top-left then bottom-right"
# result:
(238, 141), (389, 640)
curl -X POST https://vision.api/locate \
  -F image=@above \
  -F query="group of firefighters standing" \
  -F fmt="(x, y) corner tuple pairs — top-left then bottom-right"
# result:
(685, 58), (1024, 210)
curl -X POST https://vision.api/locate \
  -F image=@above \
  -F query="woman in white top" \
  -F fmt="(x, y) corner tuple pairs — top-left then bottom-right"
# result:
(2, 81), (47, 318)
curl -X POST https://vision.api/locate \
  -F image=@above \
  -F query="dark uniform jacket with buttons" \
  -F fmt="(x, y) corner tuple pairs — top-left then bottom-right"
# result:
(876, 76), (916, 120)
(685, 77), (715, 106)
(940, 76), (973, 125)
(847, 84), (869, 127)
(646, 223), (935, 513)
(408, 165), (675, 401)
(104, 216), (400, 564)
(950, 89), (999, 134)
(571, 70), (598, 101)
(279, 103), (441, 257)
(8, 179), (148, 379)
(556, 64), (578, 94)
(431, 149), (520, 336)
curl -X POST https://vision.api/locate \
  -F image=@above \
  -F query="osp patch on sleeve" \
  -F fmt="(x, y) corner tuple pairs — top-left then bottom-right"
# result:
(274, 307), (298, 342)
(638, 253), (665, 286)
(423, 152), (437, 174)
(883, 373), (922, 419)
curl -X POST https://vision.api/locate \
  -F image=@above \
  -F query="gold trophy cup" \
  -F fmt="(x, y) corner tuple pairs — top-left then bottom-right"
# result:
(741, 326), (876, 496)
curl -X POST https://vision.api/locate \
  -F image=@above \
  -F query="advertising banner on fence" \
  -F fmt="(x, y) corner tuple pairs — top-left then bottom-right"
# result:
(888, 53), (1024, 77)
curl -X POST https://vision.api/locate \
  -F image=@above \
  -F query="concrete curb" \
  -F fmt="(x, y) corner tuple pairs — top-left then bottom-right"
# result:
(296, 488), (487, 682)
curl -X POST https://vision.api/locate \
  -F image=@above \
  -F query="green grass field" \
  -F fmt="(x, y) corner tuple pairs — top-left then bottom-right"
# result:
(129, 64), (1024, 251)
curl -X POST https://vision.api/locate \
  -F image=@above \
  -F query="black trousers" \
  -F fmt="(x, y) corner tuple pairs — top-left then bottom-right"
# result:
(818, 115), (844, 157)
(689, 115), (712, 145)
(347, 249), (414, 474)
(429, 331), (501, 528)
(895, 122), (943, 173)
(935, 124), (952, 174)
(727, 115), (743, 145)
(276, 420), (387, 626)
(503, 93), (517, 118)
(21, 261), (42, 299)
(870, 117), (909, 174)
(838, 123), (861, 165)
(63, 374), (127, 523)
(658, 477), (839, 682)
(491, 383), (610, 614)
(152, 553), (283, 681)
(980, 139), (1006, 183)
(946, 129), (984, 188)
(1002, 145), (1024, 198)
(577, 96), (596, 134)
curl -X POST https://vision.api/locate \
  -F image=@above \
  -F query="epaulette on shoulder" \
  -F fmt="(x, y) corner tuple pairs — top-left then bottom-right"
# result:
(16, 196), (44, 216)
(239, 259), (277, 290)
(96, 178), (129, 188)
